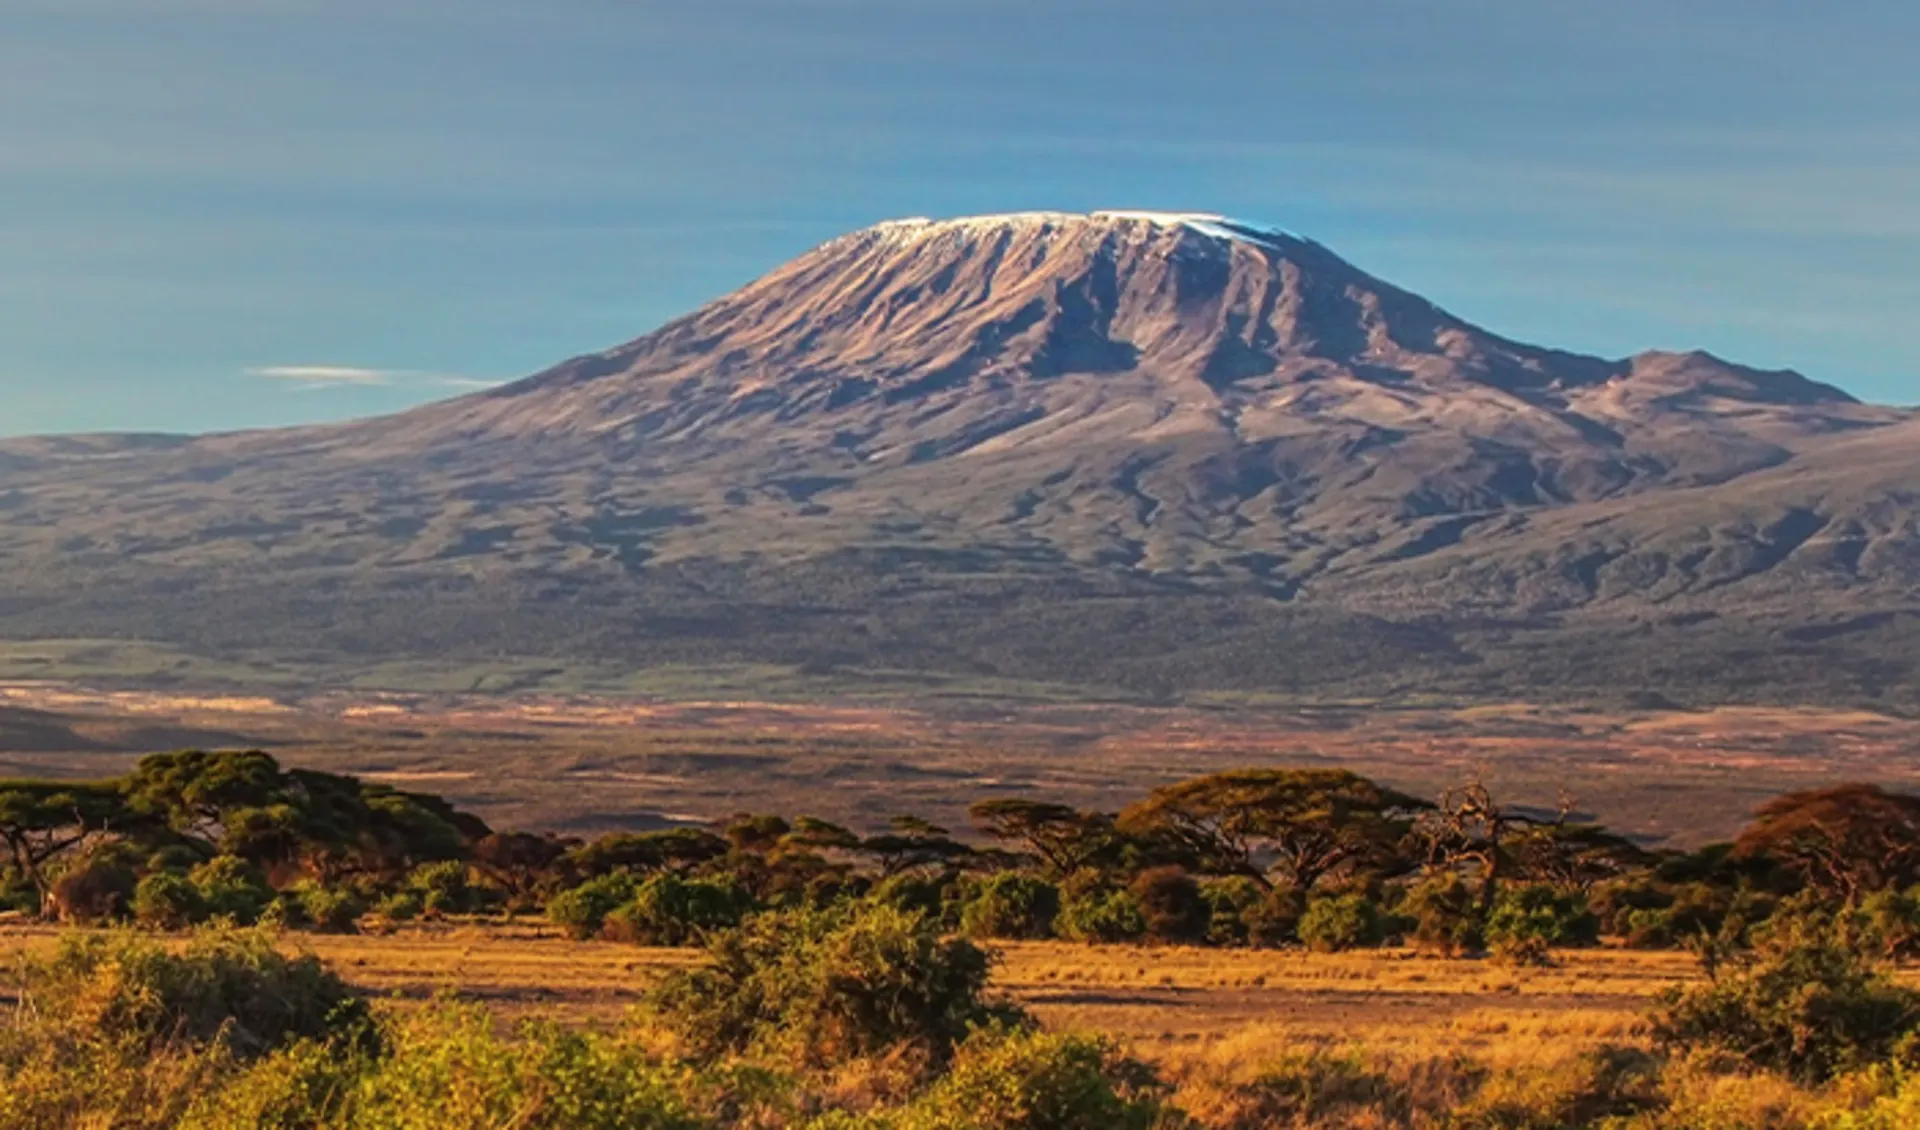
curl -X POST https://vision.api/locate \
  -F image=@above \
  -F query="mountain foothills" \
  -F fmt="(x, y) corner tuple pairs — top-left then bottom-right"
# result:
(2, 212), (1916, 705)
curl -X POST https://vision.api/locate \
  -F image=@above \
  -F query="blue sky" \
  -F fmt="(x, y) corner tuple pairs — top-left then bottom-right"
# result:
(4, 0), (1917, 436)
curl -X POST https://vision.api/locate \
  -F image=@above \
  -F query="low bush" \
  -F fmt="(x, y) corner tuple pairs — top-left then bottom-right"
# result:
(546, 873), (639, 940)
(1297, 894), (1386, 953)
(960, 873), (1061, 941)
(1057, 889), (1148, 945)
(49, 852), (138, 924)
(180, 1004), (702, 1130)
(1400, 875), (1484, 956)
(1199, 878), (1264, 947)
(0, 867), (37, 914)
(1484, 885), (1599, 966)
(895, 1025), (1168, 1130)
(1129, 867), (1209, 945)
(604, 874), (753, 946)
(10, 927), (369, 1059)
(1590, 878), (1673, 940)
(1819, 1068), (1920, 1129)
(1623, 884), (1773, 953)
(340, 1004), (699, 1130)
(174, 1038), (365, 1130)
(190, 857), (275, 925)
(135, 872), (206, 930)
(647, 903), (1019, 1070)
(407, 860), (483, 917)
(870, 873), (963, 926)
(1651, 912), (1920, 1082)
(287, 882), (364, 935)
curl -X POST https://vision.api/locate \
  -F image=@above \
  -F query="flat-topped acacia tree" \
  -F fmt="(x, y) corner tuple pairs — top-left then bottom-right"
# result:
(1118, 768), (1430, 893)
(1735, 784), (1920, 902)
(121, 751), (484, 884)
(967, 800), (1130, 877)
(0, 781), (129, 914)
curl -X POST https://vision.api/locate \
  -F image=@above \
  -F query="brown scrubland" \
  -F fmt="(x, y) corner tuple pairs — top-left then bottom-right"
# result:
(5, 684), (1917, 843)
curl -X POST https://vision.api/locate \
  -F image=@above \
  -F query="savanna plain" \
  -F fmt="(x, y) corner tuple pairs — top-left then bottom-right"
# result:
(4, 685), (1920, 1127)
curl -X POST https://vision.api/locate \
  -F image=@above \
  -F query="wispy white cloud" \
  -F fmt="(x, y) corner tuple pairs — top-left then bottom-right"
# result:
(247, 365), (398, 387)
(246, 366), (502, 391)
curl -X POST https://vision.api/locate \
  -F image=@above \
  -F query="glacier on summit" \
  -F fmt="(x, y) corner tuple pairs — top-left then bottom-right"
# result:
(863, 210), (1303, 250)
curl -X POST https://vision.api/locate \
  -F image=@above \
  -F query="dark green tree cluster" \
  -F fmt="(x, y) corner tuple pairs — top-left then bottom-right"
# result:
(11, 751), (1920, 965)
(0, 750), (487, 931)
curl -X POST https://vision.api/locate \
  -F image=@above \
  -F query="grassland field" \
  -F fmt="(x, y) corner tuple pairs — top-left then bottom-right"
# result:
(0, 921), (1709, 1069)
(7, 683), (1920, 1124)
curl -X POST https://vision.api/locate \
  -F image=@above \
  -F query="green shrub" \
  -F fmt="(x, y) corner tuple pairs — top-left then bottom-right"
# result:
(960, 873), (1061, 941)
(1128, 867), (1209, 944)
(1485, 885), (1599, 965)
(339, 1004), (699, 1130)
(1859, 887), (1920, 959)
(546, 874), (639, 941)
(190, 857), (275, 925)
(896, 1025), (1168, 1130)
(1057, 889), (1148, 945)
(604, 874), (752, 946)
(1623, 883), (1772, 953)
(1624, 906), (1679, 950)
(648, 903), (1018, 1069)
(1820, 1068), (1920, 1129)
(1651, 911), (1920, 1082)
(1298, 894), (1386, 953)
(407, 860), (481, 917)
(871, 872), (963, 925)
(177, 1037), (366, 1130)
(375, 891), (423, 922)
(12, 927), (369, 1059)
(1199, 878), (1264, 947)
(134, 872), (205, 930)
(289, 883), (364, 935)
(1590, 878), (1673, 940)
(1401, 876), (1484, 956)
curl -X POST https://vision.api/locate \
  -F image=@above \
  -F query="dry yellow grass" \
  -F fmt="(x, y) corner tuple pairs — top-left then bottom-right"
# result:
(0, 923), (1710, 1066)
(990, 942), (1692, 1063)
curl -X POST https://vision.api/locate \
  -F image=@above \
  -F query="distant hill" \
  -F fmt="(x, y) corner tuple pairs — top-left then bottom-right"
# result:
(2, 211), (1915, 707)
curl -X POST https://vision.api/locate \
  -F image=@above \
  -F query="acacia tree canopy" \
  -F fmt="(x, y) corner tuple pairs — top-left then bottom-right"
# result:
(859, 815), (975, 877)
(564, 829), (730, 879)
(1119, 768), (1430, 892)
(124, 751), (283, 841)
(968, 799), (1128, 876)
(0, 781), (129, 907)
(118, 752), (486, 882)
(1734, 784), (1920, 901)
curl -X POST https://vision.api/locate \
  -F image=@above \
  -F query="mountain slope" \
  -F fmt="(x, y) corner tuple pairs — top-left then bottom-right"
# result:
(1, 212), (1914, 705)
